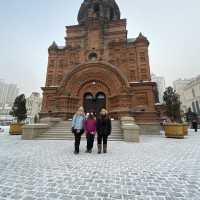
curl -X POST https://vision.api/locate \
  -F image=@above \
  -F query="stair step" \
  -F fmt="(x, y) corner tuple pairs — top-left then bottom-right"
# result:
(36, 138), (123, 141)
(48, 129), (121, 132)
(38, 134), (123, 136)
(47, 132), (122, 134)
(47, 130), (122, 132)
(36, 120), (123, 141)
(39, 138), (123, 140)
(53, 126), (120, 127)
(39, 134), (123, 137)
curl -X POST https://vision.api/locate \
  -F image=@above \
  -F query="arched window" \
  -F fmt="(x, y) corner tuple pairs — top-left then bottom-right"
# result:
(84, 93), (93, 100)
(88, 52), (98, 61)
(96, 92), (106, 100)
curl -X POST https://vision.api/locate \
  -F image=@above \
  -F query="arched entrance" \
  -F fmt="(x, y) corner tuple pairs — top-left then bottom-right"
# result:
(58, 62), (130, 118)
(59, 62), (129, 97)
(83, 92), (106, 115)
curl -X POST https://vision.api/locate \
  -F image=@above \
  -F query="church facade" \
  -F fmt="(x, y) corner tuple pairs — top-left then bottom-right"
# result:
(40, 0), (161, 123)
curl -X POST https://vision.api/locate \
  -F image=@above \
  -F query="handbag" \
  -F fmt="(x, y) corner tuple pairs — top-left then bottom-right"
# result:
(71, 127), (75, 134)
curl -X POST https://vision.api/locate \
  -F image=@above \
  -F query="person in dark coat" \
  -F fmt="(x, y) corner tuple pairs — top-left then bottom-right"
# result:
(96, 108), (112, 154)
(192, 113), (198, 132)
(186, 107), (198, 132)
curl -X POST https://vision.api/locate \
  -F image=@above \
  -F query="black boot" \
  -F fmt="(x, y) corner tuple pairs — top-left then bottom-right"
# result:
(88, 149), (92, 153)
(74, 150), (79, 155)
(103, 144), (107, 154)
(74, 145), (79, 154)
(98, 144), (102, 154)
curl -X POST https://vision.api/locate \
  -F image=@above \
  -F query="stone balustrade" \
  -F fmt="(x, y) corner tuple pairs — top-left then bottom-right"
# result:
(121, 117), (140, 143)
(39, 117), (62, 127)
(22, 124), (49, 140)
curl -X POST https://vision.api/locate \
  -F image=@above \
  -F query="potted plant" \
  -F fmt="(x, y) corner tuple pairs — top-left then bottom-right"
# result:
(9, 94), (27, 135)
(163, 87), (188, 138)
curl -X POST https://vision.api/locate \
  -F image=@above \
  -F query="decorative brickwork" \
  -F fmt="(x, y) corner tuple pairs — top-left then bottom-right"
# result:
(40, 0), (161, 122)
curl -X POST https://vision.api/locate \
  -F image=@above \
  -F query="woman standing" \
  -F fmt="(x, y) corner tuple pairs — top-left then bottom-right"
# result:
(72, 107), (85, 154)
(96, 109), (112, 154)
(84, 113), (96, 153)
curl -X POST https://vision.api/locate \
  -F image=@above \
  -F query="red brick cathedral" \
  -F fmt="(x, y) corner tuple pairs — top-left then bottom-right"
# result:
(41, 0), (161, 122)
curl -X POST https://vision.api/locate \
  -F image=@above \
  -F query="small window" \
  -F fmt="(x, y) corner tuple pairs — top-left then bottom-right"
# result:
(110, 8), (114, 20)
(130, 70), (136, 80)
(139, 52), (146, 62)
(94, 3), (100, 17)
(192, 102), (197, 113)
(192, 89), (196, 98)
(196, 101), (200, 114)
(88, 52), (98, 61)
(94, 3), (100, 12)
(96, 93), (106, 99)
(84, 93), (93, 100)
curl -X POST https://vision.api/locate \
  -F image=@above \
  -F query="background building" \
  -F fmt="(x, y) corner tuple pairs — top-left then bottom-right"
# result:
(151, 74), (166, 103)
(0, 104), (12, 116)
(0, 80), (19, 115)
(173, 76), (200, 113)
(26, 92), (42, 122)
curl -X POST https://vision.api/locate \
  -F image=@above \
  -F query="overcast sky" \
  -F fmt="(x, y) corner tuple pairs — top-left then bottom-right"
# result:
(0, 0), (199, 96)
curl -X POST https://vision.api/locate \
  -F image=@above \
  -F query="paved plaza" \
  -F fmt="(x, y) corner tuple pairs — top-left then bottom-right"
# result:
(0, 129), (200, 200)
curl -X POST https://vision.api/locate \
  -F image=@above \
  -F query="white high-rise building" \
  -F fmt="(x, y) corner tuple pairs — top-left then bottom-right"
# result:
(173, 76), (200, 113)
(151, 74), (166, 103)
(0, 80), (19, 105)
(0, 80), (19, 115)
(173, 78), (192, 94)
(173, 78), (192, 112)
(26, 92), (42, 122)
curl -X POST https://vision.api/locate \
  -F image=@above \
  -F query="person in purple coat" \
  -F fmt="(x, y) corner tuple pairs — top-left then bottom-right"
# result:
(84, 113), (97, 153)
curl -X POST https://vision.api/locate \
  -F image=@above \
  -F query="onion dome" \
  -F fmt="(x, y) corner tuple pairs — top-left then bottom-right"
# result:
(78, 0), (121, 24)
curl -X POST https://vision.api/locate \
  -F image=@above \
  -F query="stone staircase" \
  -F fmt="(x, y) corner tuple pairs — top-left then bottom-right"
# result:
(37, 120), (123, 141)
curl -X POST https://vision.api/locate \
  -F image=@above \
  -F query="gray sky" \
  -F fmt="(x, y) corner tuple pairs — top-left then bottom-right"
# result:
(0, 0), (199, 96)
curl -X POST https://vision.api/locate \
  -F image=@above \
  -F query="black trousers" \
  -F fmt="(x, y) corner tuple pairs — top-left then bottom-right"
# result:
(74, 129), (84, 152)
(97, 134), (108, 145)
(86, 133), (95, 150)
(192, 122), (198, 132)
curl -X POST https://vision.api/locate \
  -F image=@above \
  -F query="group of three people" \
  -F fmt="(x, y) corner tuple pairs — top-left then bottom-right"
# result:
(72, 107), (112, 154)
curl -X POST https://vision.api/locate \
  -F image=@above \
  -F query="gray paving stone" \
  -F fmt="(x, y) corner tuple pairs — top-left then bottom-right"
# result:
(73, 196), (86, 200)
(23, 197), (36, 200)
(10, 195), (23, 200)
(83, 191), (95, 197)
(97, 192), (109, 197)
(110, 193), (123, 199)
(46, 192), (60, 199)
(0, 130), (200, 200)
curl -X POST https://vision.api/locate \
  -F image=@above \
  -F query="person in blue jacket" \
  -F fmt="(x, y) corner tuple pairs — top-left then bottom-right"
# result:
(72, 107), (85, 154)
